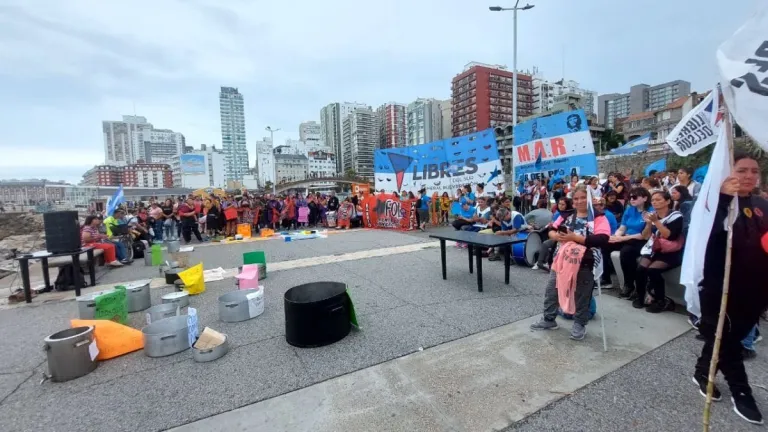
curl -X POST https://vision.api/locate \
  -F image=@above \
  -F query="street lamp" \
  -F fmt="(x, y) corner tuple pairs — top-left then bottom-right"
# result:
(265, 126), (280, 194)
(489, 1), (534, 189)
(489, 1), (535, 126)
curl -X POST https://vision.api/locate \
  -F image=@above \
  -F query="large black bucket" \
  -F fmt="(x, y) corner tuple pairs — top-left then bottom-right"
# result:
(284, 282), (351, 348)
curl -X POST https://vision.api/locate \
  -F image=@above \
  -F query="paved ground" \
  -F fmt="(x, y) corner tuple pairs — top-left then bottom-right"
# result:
(0, 227), (764, 431)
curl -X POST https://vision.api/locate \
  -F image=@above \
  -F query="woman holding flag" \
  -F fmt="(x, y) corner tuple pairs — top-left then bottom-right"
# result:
(693, 153), (768, 425)
(530, 184), (610, 341)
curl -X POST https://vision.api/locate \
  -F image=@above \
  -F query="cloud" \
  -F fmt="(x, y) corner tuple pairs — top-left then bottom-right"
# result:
(0, 0), (760, 183)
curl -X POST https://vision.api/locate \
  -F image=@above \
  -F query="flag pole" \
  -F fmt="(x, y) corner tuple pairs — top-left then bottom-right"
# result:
(597, 280), (607, 352)
(702, 107), (737, 432)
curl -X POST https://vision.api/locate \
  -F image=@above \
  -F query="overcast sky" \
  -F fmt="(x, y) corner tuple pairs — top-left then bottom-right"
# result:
(0, 0), (759, 183)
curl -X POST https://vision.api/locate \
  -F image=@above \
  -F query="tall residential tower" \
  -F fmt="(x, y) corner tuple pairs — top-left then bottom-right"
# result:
(219, 86), (248, 181)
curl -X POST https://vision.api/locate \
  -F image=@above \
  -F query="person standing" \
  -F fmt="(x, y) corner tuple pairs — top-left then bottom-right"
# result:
(149, 202), (164, 241)
(178, 198), (203, 244)
(677, 166), (701, 198)
(693, 153), (768, 425)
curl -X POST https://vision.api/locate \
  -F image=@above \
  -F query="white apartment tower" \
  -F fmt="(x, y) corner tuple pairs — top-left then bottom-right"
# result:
(103, 115), (184, 165)
(532, 74), (597, 116)
(219, 86), (248, 181)
(406, 98), (448, 146)
(299, 121), (322, 145)
(320, 102), (369, 175)
(342, 108), (377, 180)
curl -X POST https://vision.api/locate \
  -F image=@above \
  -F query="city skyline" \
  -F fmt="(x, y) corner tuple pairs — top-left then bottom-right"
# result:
(0, 0), (759, 183)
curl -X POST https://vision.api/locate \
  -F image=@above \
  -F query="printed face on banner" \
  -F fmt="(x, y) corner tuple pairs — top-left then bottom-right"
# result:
(513, 110), (598, 179)
(374, 129), (505, 195)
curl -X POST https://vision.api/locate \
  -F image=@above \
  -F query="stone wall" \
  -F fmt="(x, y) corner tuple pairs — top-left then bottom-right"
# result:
(597, 150), (672, 177)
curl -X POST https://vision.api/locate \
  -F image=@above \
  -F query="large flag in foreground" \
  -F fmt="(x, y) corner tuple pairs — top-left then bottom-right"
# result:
(681, 126), (730, 317)
(717, 4), (768, 149)
(666, 86), (722, 156)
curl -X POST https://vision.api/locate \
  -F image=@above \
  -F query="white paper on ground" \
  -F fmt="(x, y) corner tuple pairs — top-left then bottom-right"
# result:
(88, 340), (99, 361)
(187, 308), (199, 347)
(246, 290), (264, 318)
(179, 246), (194, 252)
(203, 267), (226, 282)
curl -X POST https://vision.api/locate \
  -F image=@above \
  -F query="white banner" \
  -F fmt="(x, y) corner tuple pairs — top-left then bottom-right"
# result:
(717, 4), (768, 149)
(665, 87), (721, 156)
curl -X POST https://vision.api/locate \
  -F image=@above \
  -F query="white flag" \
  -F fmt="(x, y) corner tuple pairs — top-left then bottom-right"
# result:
(681, 126), (731, 317)
(717, 5), (768, 149)
(665, 86), (721, 156)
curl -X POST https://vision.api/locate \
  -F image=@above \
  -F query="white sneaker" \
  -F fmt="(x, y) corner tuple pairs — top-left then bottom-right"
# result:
(108, 261), (124, 267)
(531, 263), (539, 270)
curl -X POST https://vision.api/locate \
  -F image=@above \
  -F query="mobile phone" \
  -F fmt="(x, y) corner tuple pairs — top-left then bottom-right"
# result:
(558, 225), (568, 234)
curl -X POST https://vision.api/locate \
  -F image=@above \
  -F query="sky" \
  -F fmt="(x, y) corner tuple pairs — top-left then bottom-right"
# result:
(0, 0), (760, 184)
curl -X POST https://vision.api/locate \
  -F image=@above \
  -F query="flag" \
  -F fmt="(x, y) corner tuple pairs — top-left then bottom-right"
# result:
(665, 86), (722, 156)
(610, 133), (651, 155)
(717, 4), (768, 149)
(106, 185), (124, 216)
(681, 126), (731, 317)
(693, 164), (709, 184)
(644, 158), (666, 176)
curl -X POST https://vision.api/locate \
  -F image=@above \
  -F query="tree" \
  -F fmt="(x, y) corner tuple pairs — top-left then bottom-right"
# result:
(344, 168), (357, 179)
(597, 129), (625, 154)
(264, 180), (273, 190)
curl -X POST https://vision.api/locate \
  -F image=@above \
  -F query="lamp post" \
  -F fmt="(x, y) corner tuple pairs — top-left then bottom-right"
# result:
(265, 126), (280, 194)
(489, 1), (534, 191)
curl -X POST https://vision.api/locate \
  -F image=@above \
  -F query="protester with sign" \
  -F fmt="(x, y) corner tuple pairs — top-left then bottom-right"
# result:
(677, 167), (701, 198)
(693, 153), (768, 425)
(633, 191), (684, 312)
(530, 185), (610, 341)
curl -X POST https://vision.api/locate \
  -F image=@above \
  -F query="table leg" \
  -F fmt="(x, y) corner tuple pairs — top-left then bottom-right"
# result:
(440, 239), (447, 280)
(476, 245), (483, 292)
(468, 244), (473, 274)
(19, 258), (31, 303)
(504, 245), (511, 285)
(41, 257), (51, 291)
(71, 254), (82, 297)
(87, 249), (96, 287)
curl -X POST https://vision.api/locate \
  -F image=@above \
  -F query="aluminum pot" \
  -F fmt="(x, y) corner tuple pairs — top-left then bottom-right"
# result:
(144, 303), (180, 325)
(142, 315), (190, 357)
(124, 279), (152, 312)
(44, 326), (98, 382)
(144, 252), (153, 266)
(218, 288), (264, 323)
(165, 240), (181, 254)
(162, 291), (190, 308)
(192, 335), (229, 363)
(76, 289), (115, 320)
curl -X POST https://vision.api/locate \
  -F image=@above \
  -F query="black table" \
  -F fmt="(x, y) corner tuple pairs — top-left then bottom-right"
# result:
(429, 231), (526, 292)
(14, 247), (96, 303)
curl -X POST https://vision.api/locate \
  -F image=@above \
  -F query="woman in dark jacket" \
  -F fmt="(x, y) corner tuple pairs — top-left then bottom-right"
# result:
(693, 153), (768, 425)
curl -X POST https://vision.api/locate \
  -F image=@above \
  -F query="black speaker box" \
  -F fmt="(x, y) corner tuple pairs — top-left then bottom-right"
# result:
(43, 211), (82, 254)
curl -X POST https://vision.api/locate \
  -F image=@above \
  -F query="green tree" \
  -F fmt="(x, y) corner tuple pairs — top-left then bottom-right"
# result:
(667, 136), (768, 181)
(597, 129), (625, 154)
(344, 168), (357, 179)
(264, 180), (273, 190)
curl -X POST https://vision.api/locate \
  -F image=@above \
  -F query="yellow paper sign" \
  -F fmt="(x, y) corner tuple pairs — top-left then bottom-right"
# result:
(179, 263), (205, 295)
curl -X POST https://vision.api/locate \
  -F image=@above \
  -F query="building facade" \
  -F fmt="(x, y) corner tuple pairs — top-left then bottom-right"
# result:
(0, 180), (67, 205)
(299, 121), (322, 145)
(171, 145), (226, 189)
(598, 80), (691, 129)
(82, 164), (172, 188)
(342, 108), (377, 179)
(406, 98), (446, 146)
(451, 62), (533, 137)
(254, 137), (274, 188)
(376, 103), (406, 149)
(219, 86), (248, 181)
(140, 128), (185, 164)
(532, 76), (597, 116)
(103, 115), (148, 165)
(320, 102), (369, 174)
(440, 100), (452, 141)
(275, 154), (308, 184)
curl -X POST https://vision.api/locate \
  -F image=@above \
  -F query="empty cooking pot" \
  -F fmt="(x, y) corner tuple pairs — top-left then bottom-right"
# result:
(284, 282), (350, 348)
(123, 279), (152, 312)
(142, 315), (190, 357)
(44, 326), (98, 382)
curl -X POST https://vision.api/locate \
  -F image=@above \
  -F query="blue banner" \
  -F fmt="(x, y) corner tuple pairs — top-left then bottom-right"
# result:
(513, 110), (597, 182)
(693, 164), (709, 184)
(610, 133), (651, 155)
(374, 129), (505, 196)
(644, 158), (666, 176)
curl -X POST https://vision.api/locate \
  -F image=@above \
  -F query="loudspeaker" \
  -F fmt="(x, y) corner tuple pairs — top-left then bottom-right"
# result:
(44, 211), (82, 254)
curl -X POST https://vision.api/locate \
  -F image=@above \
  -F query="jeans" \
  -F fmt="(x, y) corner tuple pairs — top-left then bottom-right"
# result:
(153, 219), (164, 241)
(163, 218), (177, 240)
(452, 220), (473, 230)
(542, 268), (594, 326)
(109, 240), (127, 261)
(461, 225), (482, 232)
(536, 239), (557, 267)
(743, 325), (759, 351)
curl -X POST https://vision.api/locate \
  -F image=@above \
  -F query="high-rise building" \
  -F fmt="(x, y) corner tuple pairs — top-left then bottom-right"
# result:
(597, 80), (691, 129)
(299, 121), (322, 145)
(376, 103), (407, 149)
(103, 115), (185, 165)
(532, 74), (597, 116)
(254, 137), (274, 187)
(140, 128), (185, 164)
(219, 86), (248, 181)
(320, 102), (369, 174)
(440, 100), (452, 141)
(342, 108), (377, 180)
(171, 145), (226, 189)
(406, 98), (448, 145)
(451, 62), (533, 137)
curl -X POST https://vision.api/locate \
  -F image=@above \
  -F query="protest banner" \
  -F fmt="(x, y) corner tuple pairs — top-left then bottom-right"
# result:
(513, 110), (598, 181)
(360, 193), (416, 230)
(666, 86), (722, 156)
(374, 129), (504, 196)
